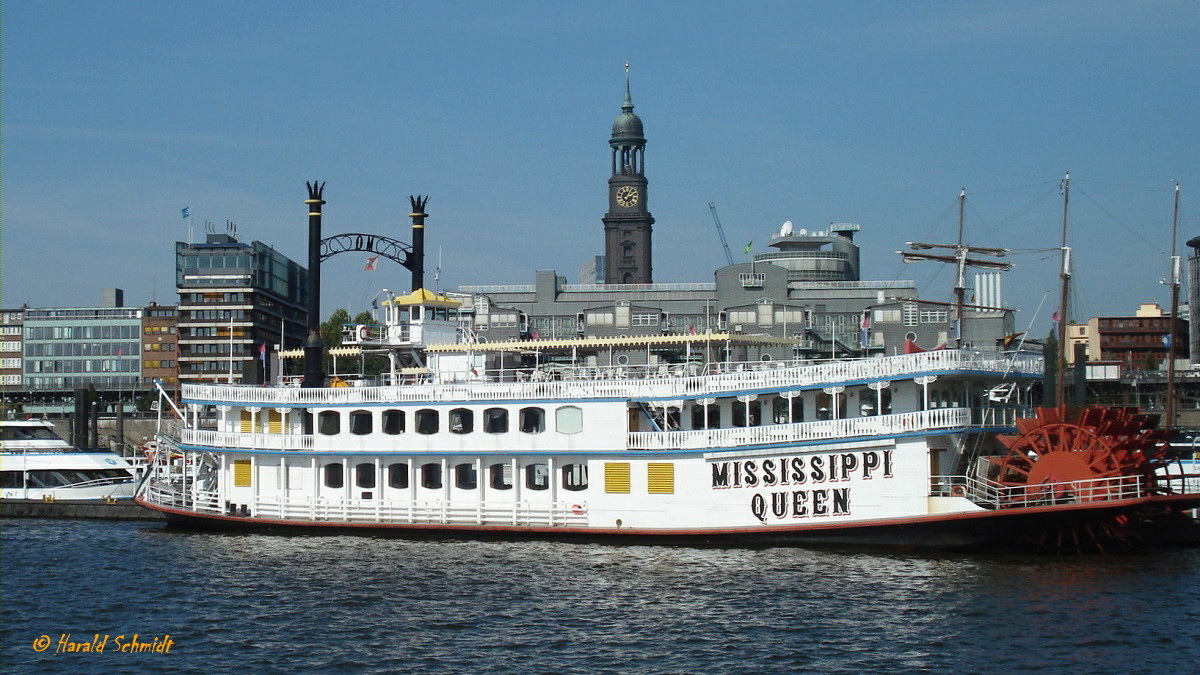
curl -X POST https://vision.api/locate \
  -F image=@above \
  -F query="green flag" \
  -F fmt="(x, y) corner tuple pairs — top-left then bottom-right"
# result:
(743, 241), (752, 254)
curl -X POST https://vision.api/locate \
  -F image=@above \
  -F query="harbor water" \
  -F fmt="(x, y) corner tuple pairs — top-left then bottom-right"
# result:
(3, 519), (1199, 673)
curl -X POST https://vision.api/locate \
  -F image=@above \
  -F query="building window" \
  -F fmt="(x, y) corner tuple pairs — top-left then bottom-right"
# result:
(387, 462), (409, 489)
(525, 463), (549, 490)
(449, 408), (474, 434)
(484, 408), (508, 434)
(519, 407), (545, 434)
(349, 410), (372, 435)
(454, 463), (478, 490)
(489, 463), (513, 490)
(318, 411), (340, 436)
(561, 463), (588, 491)
(556, 406), (583, 434)
(416, 409), (439, 435)
(382, 410), (405, 435)
(420, 463), (442, 489)
(324, 463), (344, 489)
(356, 463), (376, 489)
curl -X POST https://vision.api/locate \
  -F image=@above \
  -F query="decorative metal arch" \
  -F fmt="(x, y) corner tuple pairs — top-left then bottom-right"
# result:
(319, 232), (415, 270)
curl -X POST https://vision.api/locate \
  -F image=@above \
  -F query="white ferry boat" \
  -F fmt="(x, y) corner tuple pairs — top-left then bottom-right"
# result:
(136, 289), (1200, 552)
(2, 419), (140, 503)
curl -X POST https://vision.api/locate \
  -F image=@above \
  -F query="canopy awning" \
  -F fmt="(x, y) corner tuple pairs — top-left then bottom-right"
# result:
(381, 288), (463, 308)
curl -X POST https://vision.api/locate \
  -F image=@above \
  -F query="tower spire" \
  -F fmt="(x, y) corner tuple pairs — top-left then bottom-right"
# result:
(623, 63), (633, 111)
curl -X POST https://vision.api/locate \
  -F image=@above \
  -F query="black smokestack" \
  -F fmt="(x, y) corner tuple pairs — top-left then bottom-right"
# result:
(409, 195), (429, 293)
(303, 180), (326, 388)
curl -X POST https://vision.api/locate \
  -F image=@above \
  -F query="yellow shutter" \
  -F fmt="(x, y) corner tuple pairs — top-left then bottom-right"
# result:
(239, 410), (252, 433)
(233, 460), (252, 487)
(605, 462), (631, 493)
(647, 463), (675, 494)
(268, 410), (283, 434)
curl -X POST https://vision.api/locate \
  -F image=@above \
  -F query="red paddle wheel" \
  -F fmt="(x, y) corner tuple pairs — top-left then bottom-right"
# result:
(990, 406), (1172, 553)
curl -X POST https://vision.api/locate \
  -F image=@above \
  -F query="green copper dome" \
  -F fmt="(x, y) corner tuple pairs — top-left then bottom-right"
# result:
(611, 66), (644, 141)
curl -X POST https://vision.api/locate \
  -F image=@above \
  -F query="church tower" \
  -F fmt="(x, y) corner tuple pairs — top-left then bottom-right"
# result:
(603, 65), (654, 284)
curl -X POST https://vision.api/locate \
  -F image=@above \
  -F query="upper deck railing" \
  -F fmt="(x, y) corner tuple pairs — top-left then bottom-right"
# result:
(183, 349), (1043, 407)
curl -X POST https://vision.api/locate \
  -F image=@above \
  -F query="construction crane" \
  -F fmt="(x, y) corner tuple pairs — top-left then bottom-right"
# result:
(707, 202), (735, 266)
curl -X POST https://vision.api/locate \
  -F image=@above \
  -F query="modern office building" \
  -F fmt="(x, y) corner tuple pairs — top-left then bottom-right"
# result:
(175, 228), (308, 385)
(141, 304), (179, 391)
(21, 296), (142, 397)
(1, 309), (25, 406)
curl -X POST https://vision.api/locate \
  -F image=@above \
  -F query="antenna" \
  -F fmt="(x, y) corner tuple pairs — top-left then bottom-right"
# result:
(780, 220), (793, 236)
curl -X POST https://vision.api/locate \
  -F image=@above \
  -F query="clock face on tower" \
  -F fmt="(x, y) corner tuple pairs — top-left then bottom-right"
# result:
(615, 185), (640, 208)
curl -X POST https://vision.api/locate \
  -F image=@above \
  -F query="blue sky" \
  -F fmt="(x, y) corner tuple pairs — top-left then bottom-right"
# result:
(4, 1), (1198, 331)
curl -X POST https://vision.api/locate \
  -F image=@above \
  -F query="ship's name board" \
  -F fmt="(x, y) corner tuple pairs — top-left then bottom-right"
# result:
(710, 450), (894, 523)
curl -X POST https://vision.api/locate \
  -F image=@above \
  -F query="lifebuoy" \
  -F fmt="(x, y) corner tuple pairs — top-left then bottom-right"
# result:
(570, 504), (586, 515)
(358, 325), (371, 342)
(950, 485), (967, 498)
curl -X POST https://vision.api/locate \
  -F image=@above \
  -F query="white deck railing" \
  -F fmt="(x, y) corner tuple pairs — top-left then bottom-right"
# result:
(931, 473), (1147, 509)
(180, 407), (998, 454)
(628, 408), (973, 451)
(184, 349), (1042, 407)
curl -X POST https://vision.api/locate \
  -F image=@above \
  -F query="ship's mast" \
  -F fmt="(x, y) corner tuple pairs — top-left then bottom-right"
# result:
(1166, 182), (1181, 427)
(1056, 172), (1070, 408)
(900, 188), (1011, 349)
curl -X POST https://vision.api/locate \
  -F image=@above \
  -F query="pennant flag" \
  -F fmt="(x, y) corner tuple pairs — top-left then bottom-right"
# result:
(364, 256), (379, 272)
(181, 207), (190, 220)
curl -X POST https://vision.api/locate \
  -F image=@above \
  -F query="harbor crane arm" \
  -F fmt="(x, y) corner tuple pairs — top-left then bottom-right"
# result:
(707, 202), (736, 266)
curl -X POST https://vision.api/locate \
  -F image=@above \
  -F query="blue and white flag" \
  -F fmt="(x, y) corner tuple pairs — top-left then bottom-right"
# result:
(182, 207), (190, 220)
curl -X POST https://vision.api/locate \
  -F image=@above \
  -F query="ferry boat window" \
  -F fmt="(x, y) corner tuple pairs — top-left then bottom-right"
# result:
(690, 403), (720, 429)
(525, 463), (549, 490)
(382, 410), (405, 435)
(772, 397), (789, 424)
(561, 463), (588, 491)
(387, 462), (409, 489)
(484, 408), (509, 434)
(449, 408), (474, 434)
(732, 401), (761, 427)
(454, 463), (478, 490)
(416, 409), (439, 435)
(519, 407), (546, 434)
(350, 410), (373, 435)
(356, 463), (376, 489)
(420, 463), (442, 489)
(0, 471), (22, 488)
(489, 463), (513, 490)
(792, 396), (804, 422)
(324, 463), (344, 489)
(318, 411), (341, 435)
(555, 406), (583, 434)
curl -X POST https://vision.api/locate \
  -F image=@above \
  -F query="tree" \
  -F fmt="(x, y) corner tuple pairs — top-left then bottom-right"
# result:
(321, 308), (351, 373)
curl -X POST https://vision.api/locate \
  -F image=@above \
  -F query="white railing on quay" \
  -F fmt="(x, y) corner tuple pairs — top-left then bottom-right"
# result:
(628, 407), (972, 451)
(184, 349), (1043, 407)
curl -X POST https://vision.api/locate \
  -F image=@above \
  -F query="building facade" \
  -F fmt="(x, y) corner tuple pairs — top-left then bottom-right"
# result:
(175, 232), (308, 385)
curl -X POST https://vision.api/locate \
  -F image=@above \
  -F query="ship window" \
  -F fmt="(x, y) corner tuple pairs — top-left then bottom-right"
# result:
(356, 463), (376, 489)
(489, 463), (513, 490)
(449, 408), (474, 434)
(387, 462), (409, 489)
(561, 463), (588, 491)
(732, 400), (761, 427)
(350, 410), (372, 435)
(324, 463), (344, 489)
(420, 463), (442, 489)
(318, 411), (341, 435)
(525, 463), (549, 490)
(556, 406), (583, 434)
(691, 403), (720, 429)
(773, 397), (789, 424)
(792, 396), (804, 422)
(484, 408), (508, 434)
(382, 410), (405, 435)
(0, 471), (22, 488)
(416, 409), (439, 435)
(519, 407), (545, 434)
(454, 463), (478, 490)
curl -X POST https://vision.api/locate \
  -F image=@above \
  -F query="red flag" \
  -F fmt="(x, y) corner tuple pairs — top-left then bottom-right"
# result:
(364, 256), (378, 271)
(260, 343), (267, 362)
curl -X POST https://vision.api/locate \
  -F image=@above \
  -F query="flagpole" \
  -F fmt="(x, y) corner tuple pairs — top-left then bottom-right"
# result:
(229, 314), (235, 384)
